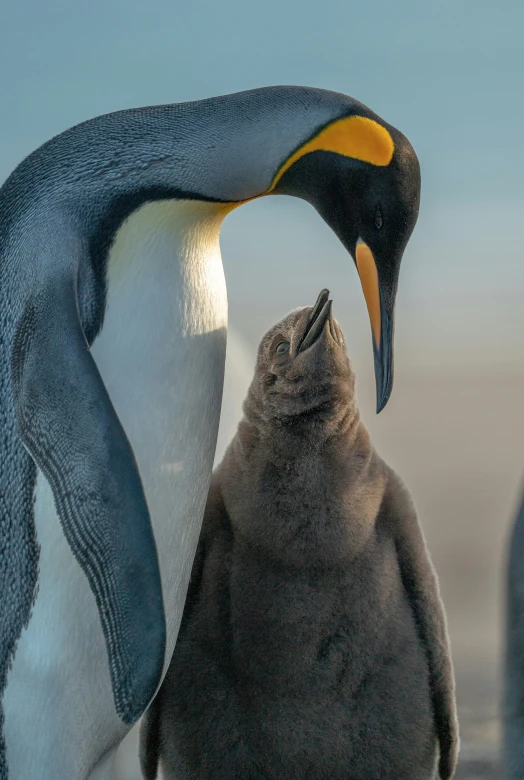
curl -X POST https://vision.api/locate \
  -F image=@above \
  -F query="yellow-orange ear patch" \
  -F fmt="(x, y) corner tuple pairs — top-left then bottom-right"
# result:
(270, 115), (394, 191)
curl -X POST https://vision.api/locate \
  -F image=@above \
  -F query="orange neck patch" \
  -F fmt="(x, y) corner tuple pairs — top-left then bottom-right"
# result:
(269, 115), (394, 191)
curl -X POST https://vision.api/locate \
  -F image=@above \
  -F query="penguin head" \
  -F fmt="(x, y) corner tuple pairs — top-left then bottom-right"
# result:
(247, 289), (356, 424)
(271, 114), (420, 413)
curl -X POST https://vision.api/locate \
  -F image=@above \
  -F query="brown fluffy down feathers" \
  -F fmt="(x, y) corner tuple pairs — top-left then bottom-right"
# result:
(140, 296), (459, 780)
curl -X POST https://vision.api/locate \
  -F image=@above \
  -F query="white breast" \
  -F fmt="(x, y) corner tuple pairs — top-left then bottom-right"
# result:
(92, 199), (228, 667)
(3, 199), (228, 780)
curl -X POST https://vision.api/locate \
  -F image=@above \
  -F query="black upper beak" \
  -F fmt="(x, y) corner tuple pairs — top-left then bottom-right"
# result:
(373, 294), (394, 413)
(297, 289), (334, 353)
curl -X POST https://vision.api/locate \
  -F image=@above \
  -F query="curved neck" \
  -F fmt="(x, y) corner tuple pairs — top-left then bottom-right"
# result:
(242, 382), (362, 448)
(99, 198), (230, 336)
(2, 88), (353, 221)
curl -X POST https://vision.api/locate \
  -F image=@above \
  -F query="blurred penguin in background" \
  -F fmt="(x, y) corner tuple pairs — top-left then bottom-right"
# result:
(504, 486), (524, 779)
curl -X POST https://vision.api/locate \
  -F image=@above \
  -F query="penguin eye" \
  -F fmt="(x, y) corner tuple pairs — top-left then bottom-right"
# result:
(275, 341), (290, 355)
(374, 207), (383, 230)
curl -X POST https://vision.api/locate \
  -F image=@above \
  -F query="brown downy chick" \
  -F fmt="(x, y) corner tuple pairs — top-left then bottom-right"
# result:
(140, 289), (459, 780)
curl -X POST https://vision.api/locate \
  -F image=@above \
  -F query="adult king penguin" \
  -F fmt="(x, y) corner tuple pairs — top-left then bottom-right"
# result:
(0, 86), (420, 780)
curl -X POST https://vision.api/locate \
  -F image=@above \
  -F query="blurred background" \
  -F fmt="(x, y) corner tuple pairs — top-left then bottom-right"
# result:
(2, 1), (524, 777)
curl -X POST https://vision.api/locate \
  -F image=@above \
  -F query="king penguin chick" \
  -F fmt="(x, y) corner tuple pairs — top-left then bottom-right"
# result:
(139, 290), (459, 780)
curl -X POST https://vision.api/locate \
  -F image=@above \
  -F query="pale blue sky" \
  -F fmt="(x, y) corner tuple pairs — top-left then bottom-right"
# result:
(1, 0), (523, 374)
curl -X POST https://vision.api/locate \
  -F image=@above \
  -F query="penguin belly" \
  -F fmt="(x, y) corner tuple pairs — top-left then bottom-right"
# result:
(2, 200), (227, 780)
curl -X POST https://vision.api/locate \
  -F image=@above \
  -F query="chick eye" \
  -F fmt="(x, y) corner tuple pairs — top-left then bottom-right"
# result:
(374, 207), (383, 230)
(275, 341), (290, 355)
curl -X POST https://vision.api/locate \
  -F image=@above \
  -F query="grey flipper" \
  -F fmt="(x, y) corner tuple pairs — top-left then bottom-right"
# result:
(386, 474), (459, 780)
(10, 227), (165, 725)
(503, 485), (524, 779)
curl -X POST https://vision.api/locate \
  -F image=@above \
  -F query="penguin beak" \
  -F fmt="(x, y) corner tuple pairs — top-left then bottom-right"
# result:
(297, 289), (333, 353)
(355, 241), (395, 413)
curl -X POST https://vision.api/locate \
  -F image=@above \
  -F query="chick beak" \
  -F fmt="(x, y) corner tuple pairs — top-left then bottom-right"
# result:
(298, 289), (334, 353)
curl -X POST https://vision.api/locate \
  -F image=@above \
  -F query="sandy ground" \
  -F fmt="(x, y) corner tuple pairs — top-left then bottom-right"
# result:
(111, 369), (524, 779)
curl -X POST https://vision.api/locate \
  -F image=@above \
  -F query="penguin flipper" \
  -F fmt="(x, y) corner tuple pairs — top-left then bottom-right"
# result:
(385, 473), (459, 780)
(10, 249), (166, 725)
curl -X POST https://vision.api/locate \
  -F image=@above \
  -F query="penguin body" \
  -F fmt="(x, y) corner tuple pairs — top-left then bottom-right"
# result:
(1, 199), (228, 779)
(0, 88), (420, 779)
(140, 292), (458, 780)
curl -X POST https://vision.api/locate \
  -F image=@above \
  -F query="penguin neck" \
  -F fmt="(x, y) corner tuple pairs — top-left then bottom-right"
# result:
(244, 387), (362, 450)
(269, 410), (363, 463)
(91, 199), (230, 432)
(98, 198), (230, 338)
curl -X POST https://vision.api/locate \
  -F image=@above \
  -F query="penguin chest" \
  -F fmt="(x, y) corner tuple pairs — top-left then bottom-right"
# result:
(91, 200), (228, 668)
